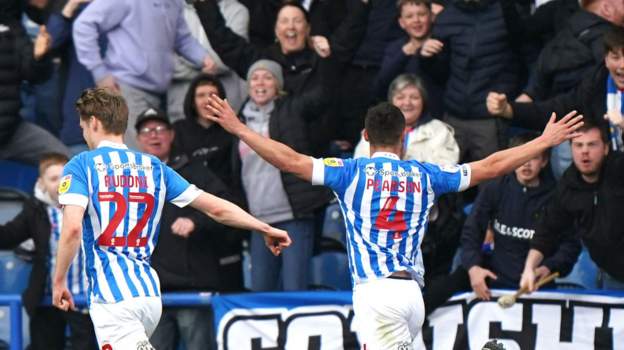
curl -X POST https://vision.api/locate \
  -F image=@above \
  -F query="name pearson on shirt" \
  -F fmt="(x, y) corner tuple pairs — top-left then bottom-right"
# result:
(493, 219), (535, 240)
(364, 167), (422, 193)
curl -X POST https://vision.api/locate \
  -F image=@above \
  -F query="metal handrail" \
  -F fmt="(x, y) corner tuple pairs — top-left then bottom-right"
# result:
(0, 292), (213, 350)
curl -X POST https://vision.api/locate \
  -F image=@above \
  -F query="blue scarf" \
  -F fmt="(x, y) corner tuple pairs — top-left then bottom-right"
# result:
(606, 75), (624, 151)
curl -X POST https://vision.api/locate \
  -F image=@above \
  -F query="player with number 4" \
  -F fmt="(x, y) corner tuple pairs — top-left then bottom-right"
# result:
(204, 93), (584, 349)
(52, 88), (291, 349)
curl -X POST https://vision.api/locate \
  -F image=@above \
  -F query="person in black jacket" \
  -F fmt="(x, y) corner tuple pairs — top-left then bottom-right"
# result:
(520, 0), (619, 102)
(134, 108), (245, 350)
(423, 133), (580, 312)
(0, 153), (97, 350)
(514, 0), (621, 179)
(234, 59), (332, 291)
(521, 123), (624, 292)
(193, 0), (369, 155)
(0, 19), (70, 165)
(238, 0), (349, 48)
(487, 25), (624, 150)
(420, 0), (525, 162)
(171, 74), (237, 187)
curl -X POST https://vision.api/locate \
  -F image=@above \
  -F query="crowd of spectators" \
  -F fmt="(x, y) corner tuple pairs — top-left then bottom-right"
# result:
(1, 0), (624, 348)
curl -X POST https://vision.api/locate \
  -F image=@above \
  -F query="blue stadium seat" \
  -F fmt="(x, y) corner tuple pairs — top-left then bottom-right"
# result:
(0, 161), (38, 194)
(0, 307), (29, 350)
(321, 201), (347, 248)
(0, 251), (31, 294)
(309, 238), (351, 291)
(0, 188), (28, 225)
(556, 246), (599, 290)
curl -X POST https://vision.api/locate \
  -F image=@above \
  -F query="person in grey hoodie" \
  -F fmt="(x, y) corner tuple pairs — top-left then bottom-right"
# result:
(73, 0), (216, 150)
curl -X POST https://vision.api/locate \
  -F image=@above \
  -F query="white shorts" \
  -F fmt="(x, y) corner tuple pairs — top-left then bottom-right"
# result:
(353, 278), (424, 350)
(89, 296), (162, 349)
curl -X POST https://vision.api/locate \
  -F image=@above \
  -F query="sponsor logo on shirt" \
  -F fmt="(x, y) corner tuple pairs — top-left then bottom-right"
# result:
(493, 219), (535, 240)
(324, 158), (344, 167)
(364, 165), (419, 178)
(94, 162), (153, 173)
(58, 175), (72, 194)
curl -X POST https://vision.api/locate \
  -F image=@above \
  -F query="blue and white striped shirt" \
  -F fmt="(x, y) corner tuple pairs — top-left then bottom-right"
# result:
(312, 152), (470, 286)
(46, 206), (87, 296)
(58, 141), (202, 305)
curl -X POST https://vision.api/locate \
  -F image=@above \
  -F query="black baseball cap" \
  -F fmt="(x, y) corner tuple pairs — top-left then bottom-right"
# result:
(135, 107), (170, 131)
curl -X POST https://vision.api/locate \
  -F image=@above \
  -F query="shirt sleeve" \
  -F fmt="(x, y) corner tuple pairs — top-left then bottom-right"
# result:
(311, 157), (353, 194)
(419, 163), (471, 195)
(163, 165), (202, 207)
(58, 156), (90, 209)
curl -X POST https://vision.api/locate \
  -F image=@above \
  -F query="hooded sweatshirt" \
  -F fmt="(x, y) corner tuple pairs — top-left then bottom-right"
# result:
(172, 74), (236, 187)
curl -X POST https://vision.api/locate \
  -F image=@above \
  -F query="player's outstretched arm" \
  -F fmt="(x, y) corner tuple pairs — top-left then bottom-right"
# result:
(468, 111), (583, 187)
(190, 192), (291, 256)
(204, 94), (314, 182)
(52, 204), (84, 312)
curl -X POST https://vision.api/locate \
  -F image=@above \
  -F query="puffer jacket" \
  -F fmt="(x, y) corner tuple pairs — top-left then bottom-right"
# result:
(526, 10), (614, 100)
(0, 22), (51, 144)
(423, 0), (523, 119)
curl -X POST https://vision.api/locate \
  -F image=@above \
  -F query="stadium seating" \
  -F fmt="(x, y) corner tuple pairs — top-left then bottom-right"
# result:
(321, 201), (347, 249)
(0, 161), (38, 195)
(556, 246), (599, 290)
(309, 237), (351, 291)
(0, 188), (28, 225)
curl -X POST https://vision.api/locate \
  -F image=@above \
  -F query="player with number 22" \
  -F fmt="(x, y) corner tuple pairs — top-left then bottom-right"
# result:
(52, 88), (291, 350)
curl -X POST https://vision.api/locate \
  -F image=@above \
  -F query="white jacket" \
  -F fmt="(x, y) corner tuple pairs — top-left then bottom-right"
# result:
(353, 119), (460, 166)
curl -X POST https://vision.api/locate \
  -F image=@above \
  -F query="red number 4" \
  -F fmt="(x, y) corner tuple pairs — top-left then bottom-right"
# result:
(97, 192), (155, 248)
(375, 196), (407, 239)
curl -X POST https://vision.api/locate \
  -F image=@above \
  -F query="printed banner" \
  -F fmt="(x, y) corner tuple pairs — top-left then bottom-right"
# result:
(212, 290), (624, 350)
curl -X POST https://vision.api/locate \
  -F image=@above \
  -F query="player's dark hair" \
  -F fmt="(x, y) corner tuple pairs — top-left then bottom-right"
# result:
(365, 102), (406, 147)
(604, 26), (624, 54)
(76, 88), (128, 135)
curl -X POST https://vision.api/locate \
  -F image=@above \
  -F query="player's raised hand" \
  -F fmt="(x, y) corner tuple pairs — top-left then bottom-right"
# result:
(263, 226), (292, 256)
(52, 283), (76, 312)
(540, 111), (584, 147)
(205, 94), (245, 135)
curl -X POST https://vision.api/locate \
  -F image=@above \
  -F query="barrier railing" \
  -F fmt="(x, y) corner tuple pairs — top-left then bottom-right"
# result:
(0, 292), (213, 350)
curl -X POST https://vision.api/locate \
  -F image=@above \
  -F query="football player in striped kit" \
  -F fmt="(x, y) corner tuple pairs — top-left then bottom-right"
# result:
(52, 88), (291, 349)
(205, 93), (583, 349)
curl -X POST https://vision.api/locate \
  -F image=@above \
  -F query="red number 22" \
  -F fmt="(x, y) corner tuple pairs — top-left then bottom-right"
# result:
(374, 196), (407, 239)
(97, 192), (155, 247)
